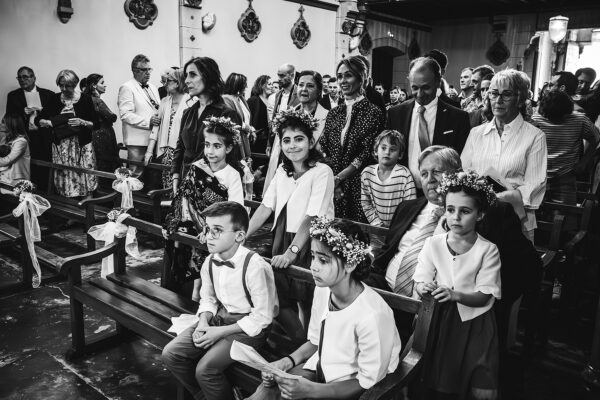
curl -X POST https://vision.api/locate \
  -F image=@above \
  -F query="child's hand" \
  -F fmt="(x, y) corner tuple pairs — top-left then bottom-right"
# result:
(423, 281), (438, 293)
(261, 358), (294, 382)
(192, 326), (225, 349)
(274, 376), (314, 400)
(431, 285), (457, 303)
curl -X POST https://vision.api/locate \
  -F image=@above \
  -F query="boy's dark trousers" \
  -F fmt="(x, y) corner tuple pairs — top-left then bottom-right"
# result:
(162, 308), (269, 400)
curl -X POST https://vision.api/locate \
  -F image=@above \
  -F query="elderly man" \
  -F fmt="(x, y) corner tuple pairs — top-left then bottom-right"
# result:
(271, 63), (299, 119)
(386, 57), (470, 189)
(118, 54), (160, 178)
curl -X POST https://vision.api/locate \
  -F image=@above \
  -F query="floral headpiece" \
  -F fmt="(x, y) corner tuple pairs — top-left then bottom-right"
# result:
(107, 208), (128, 222)
(203, 116), (242, 145)
(115, 168), (133, 179)
(272, 109), (319, 135)
(437, 170), (497, 207)
(13, 180), (35, 197)
(309, 217), (373, 266)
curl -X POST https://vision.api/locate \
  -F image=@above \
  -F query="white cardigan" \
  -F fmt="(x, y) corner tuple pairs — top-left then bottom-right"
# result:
(149, 93), (191, 157)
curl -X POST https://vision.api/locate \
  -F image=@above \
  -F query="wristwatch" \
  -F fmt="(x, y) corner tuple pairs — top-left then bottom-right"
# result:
(288, 245), (300, 254)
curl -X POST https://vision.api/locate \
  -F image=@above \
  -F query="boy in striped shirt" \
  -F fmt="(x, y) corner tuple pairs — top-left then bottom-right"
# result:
(361, 130), (416, 227)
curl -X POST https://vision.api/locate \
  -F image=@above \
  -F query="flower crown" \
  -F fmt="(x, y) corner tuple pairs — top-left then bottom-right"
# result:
(437, 170), (497, 207)
(13, 180), (35, 196)
(115, 167), (133, 179)
(309, 217), (373, 266)
(107, 208), (128, 222)
(203, 116), (241, 144)
(272, 109), (319, 134)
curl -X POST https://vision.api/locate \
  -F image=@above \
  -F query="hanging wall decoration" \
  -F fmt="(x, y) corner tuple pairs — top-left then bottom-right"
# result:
(202, 12), (216, 33)
(407, 31), (421, 60)
(124, 0), (158, 30)
(486, 33), (511, 66)
(291, 5), (311, 49)
(57, 0), (73, 23)
(183, 0), (202, 9)
(238, 0), (261, 43)
(358, 28), (373, 56)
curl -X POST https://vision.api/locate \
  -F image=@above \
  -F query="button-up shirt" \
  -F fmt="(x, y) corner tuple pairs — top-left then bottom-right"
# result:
(197, 245), (279, 336)
(408, 97), (438, 188)
(461, 114), (547, 231)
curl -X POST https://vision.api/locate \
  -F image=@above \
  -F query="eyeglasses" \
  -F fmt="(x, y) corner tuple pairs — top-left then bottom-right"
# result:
(134, 67), (153, 73)
(203, 225), (237, 239)
(488, 91), (516, 101)
(17, 75), (33, 80)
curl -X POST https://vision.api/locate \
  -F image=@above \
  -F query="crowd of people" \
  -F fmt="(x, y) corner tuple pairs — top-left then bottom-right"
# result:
(2, 48), (600, 400)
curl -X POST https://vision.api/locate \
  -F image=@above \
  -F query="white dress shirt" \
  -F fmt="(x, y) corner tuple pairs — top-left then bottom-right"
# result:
(385, 201), (446, 290)
(304, 285), (401, 389)
(197, 245), (279, 336)
(461, 114), (547, 231)
(408, 97), (438, 188)
(413, 233), (502, 322)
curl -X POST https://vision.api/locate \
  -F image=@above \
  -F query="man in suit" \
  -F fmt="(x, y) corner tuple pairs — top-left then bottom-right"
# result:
(319, 74), (331, 110)
(6, 66), (55, 190)
(386, 57), (470, 189)
(267, 63), (300, 152)
(327, 77), (341, 107)
(118, 54), (160, 178)
(424, 49), (461, 109)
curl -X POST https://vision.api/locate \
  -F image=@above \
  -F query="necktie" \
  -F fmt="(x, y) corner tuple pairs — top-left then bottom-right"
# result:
(212, 259), (235, 269)
(394, 207), (444, 296)
(417, 105), (430, 151)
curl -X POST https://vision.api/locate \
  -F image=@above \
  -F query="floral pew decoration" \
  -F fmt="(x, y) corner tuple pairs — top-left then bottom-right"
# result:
(12, 180), (51, 288)
(112, 167), (144, 210)
(87, 208), (141, 278)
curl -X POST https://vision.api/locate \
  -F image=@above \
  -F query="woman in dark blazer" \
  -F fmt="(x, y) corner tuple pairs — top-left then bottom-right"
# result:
(320, 56), (384, 223)
(222, 73), (252, 158)
(246, 75), (274, 154)
(170, 57), (240, 195)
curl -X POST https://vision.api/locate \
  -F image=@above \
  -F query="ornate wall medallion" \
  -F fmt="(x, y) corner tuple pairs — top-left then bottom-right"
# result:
(202, 12), (216, 33)
(183, 0), (202, 9)
(124, 0), (158, 30)
(358, 29), (373, 56)
(57, 0), (73, 24)
(407, 31), (421, 60)
(238, 0), (261, 43)
(291, 5), (311, 49)
(486, 33), (511, 66)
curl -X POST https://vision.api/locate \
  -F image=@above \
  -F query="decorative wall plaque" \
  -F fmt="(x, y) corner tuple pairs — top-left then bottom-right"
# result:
(486, 33), (511, 66)
(358, 29), (373, 56)
(407, 31), (421, 60)
(291, 5), (311, 49)
(202, 12), (216, 33)
(57, 0), (73, 23)
(183, 0), (202, 9)
(238, 0), (261, 43)
(124, 0), (158, 30)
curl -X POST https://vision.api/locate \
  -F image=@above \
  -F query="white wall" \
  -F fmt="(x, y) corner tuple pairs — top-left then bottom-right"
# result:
(0, 0), (180, 141)
(181, 0), (338, 91)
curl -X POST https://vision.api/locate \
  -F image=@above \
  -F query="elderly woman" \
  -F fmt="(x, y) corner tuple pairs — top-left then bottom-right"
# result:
(145, 68), (190, 189)
(223, 72), (252, 158)
(171, 57), (240, 195)
(38, 69), (98, 198)
(320, 56), (384, 223)
(0, 114), (30, 189)
(461, 69), (547, 240)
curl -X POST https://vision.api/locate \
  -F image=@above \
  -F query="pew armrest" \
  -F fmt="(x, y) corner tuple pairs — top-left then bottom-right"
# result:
(59, 241), (122, 276)
(78, 191), (118, 207)
(359, 350), (423, 400)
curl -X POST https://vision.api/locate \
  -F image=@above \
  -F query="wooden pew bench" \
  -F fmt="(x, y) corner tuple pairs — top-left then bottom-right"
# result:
(64, 216), (436, 400)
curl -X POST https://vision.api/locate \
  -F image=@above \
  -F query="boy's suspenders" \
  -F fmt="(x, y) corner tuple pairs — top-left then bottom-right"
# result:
(208, 251), (256, 309)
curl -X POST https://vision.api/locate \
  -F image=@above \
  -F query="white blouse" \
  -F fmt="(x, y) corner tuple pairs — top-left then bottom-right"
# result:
(413, 233), (502, 322)
(304, 285), (402, 389)
(213, 164), (244, 206)
(262, 162), (334, 233)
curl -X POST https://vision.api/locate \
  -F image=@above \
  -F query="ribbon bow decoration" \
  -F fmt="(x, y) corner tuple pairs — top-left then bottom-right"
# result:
(112, 168), (144, 210)
(12, 192), (51, 288)
(87, 211), (141, 278)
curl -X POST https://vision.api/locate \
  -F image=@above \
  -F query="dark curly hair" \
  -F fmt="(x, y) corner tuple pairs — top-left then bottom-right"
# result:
(538, 90), (574, 124)
(324, 220), (372, 282)
(183, 57), (224, 102)
(276, 116), (324, 177)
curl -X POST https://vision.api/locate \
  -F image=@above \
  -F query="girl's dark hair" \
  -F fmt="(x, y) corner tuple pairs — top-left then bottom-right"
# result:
(444, 184), (490, 212)
(184, 57), (224, 102)
(3, 113), (28, 142)
(276, 116), (323, 176)
(251, 75), (271, 97)
(326, 220), (371, 282)
(80, 73), (103, 96)
(297, 70), (323, 100)
(224, 73), (248, 96)
(203, 123), (244, 177)
(538, 90), (574, 124)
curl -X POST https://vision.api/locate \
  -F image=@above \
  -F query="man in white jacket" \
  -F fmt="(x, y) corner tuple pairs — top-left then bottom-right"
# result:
(118, 54), (160, 177)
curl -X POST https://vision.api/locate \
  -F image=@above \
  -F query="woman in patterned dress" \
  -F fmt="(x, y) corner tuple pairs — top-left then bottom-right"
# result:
(320, 56), (384, 222)
(38, 70), (98, 198)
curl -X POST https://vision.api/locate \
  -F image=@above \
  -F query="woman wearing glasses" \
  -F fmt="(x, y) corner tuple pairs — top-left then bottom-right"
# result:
(461, 69), (547, 241)
(145, 68), (190, 189)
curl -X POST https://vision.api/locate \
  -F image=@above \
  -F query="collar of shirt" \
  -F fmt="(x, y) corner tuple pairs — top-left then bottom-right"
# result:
(413, 95), (438, 115)
(344, 95), (365, 107)
(483, 113), (525, 136)
(212, 245), (247, 267)
(23, 86), (39, 94)
(423, 201), (444, 216)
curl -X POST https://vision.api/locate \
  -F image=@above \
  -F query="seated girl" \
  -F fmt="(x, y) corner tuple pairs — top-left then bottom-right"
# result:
(0, 114), (31, 190)
(263, 218), (402, 399)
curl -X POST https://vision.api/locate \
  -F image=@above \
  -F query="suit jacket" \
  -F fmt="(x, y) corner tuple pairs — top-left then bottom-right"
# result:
(117, 79), (160, 147)
(386, 98), (471, 165)
(222, 94), (252, 157)
(372, 198), (541, 304)
(6, 86), (55, 127)
(319, 95), (331, 111)
(247, 95), (269, 153)
(271, 85), (300, 119)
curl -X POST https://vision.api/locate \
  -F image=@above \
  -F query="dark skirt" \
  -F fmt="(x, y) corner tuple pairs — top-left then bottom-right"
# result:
(272, 206), (314, 308)
(424, 302), (499, 398)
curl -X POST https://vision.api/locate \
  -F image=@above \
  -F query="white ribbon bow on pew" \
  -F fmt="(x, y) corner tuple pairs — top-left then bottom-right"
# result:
(112, 168), (143, 210)
(12, 191), (51, 288)
(87, 212), (141, 278)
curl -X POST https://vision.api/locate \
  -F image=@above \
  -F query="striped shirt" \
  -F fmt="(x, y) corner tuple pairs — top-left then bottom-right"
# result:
(361, 164), (416, 227)
(531, 111), (600, 179)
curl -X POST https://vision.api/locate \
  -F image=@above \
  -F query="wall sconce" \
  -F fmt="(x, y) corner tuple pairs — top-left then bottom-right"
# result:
(57, 0), (73, 23)
(549, 15), (569, 43)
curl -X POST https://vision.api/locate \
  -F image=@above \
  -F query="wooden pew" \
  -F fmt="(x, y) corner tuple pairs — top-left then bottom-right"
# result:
(63, 216), (437, 399)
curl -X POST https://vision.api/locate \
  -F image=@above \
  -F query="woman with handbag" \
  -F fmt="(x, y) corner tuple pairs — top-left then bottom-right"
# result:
(38, 70), (98, 198)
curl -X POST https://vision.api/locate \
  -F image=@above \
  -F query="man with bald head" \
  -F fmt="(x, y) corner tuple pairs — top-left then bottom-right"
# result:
(271, 63), (299, 119)
(386, 57), (470, 190)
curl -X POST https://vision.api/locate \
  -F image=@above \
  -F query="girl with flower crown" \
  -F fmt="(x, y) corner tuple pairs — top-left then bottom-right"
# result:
(257, 218), (401, 399)
(163, 117), (244, 297)
(414, 170), (501, 400)
(246, 110), (335, 342)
